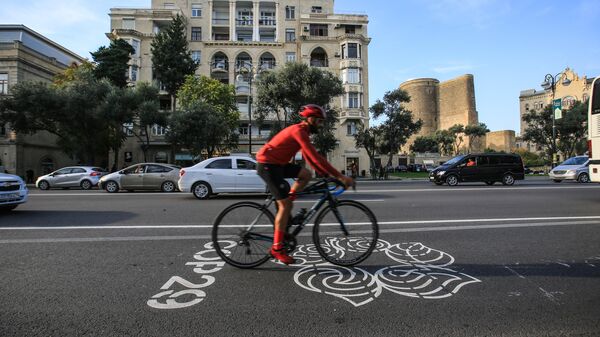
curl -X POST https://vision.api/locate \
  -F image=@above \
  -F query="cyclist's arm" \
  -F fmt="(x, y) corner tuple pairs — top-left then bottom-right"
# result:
(294, 130), (343, 178)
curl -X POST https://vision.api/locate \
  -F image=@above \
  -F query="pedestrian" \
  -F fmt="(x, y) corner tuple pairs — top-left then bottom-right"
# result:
(379, 164), (385, 180)
(26, 169), (34, 184)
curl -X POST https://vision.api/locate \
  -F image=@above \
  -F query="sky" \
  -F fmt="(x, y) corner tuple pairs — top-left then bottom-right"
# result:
(1, 0), (600, 134)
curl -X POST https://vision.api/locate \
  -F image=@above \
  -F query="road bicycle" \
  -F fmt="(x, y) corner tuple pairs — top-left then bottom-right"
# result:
(212, 178), (379, 268)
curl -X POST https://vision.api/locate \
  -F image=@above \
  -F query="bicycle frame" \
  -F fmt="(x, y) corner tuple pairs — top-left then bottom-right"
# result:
(244, 179), (348, 239)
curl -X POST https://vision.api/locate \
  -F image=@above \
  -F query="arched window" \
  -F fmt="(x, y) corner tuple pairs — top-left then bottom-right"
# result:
(235, 52), (252, 70)
(310, 47), (328, 67)
(259, 52), (276, 70)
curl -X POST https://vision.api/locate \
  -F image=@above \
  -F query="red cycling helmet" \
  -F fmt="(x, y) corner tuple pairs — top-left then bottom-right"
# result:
(299, 104), (326, 119)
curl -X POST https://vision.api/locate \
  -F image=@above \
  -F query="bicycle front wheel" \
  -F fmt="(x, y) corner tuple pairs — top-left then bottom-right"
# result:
(212, 202), (275, 269)
(312, 200), (379, 266)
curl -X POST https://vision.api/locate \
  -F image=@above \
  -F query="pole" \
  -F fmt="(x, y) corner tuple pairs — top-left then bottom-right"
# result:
(248, 76), (252, 156)
(551, 83), (557, 168)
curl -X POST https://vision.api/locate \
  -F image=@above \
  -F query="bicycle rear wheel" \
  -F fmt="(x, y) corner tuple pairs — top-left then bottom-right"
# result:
(312, 200), (379, 266)
(212, 202), (275, 269)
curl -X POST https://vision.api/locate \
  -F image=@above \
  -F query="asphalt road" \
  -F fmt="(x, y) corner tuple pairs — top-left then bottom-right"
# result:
(1, 178), (599, 336)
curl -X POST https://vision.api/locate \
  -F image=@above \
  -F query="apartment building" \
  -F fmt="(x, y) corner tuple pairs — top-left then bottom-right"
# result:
(109, 0), (371, 174)
(0, 25), (85, 179)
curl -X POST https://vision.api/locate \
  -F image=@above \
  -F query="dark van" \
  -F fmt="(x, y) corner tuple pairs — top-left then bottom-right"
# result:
(429, 153), (525, 186)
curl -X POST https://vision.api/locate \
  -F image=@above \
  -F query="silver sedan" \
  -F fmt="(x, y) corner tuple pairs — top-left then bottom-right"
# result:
(98, 163), (181, 193)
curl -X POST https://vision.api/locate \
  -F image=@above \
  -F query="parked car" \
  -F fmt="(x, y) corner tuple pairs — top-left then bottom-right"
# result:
(178, 156), (294, 200)
(98, 163), (180, 193)
(429, 153), (525, 186)
(549, 156), (589, 183)
(0, 173), (28, 211)
(36, 166), (108, 190)
(395, 165), (408, 172)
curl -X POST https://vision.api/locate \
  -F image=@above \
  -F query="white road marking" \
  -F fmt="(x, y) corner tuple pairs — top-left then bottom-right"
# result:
(3, 215), (600, 231)
(1, 218), (599, 244)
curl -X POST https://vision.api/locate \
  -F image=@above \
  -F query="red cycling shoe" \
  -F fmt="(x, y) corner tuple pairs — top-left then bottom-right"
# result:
(270, 246), (295, 265)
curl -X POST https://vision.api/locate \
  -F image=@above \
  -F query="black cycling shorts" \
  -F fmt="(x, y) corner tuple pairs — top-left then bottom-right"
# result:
(256, 163), (301, 200)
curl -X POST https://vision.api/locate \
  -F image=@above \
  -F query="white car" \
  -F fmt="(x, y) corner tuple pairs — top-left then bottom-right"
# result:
(0, 173), (28, 211)
(178, 156), (293, 199)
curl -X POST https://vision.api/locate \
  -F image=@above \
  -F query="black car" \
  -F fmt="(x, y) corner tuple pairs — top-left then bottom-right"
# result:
(429, 153), (525, 186)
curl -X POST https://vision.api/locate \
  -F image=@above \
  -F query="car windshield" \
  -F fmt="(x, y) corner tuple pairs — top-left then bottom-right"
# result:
(443, 155), (467, 166)
(561, 157), (588, 165)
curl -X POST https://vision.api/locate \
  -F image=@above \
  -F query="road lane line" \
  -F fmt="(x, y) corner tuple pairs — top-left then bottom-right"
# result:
(1, 219), (599, 244)
(3, 215), (600, 230)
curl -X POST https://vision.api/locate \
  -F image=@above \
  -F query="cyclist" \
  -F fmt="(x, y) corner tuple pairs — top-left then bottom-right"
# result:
(256, 104), (354, 264)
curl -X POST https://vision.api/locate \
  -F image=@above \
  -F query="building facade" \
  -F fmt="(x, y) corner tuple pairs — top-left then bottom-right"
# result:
(0, 25), (85, 179)
(518, 67), (595, 153)
(109, 0), (371, 174)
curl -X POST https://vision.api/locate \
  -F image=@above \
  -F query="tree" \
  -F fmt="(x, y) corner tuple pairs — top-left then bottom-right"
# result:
(151, 14), (198, 111)
(253, 62), (344, 154)
(447, 124), (465, 155)
(370, 88), (423, 167)
(0, 67), (113, 165)
(514, 148), (546, 166)
(410, 135), (439, 153)
(522, 105), (557, 160)
(167, 75), (240, 158)
(90, 38), (135, 88)
(556, 101), (588, 158)
(126, 83), (165, 162)
(433, 129), (455, 155)
(464, 122), (490, 152)
(354, 124), (385, 179)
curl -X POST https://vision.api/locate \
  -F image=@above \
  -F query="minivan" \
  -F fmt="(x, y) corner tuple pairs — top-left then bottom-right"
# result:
(429, 153), (525, 186)
(549, 155), (589, 183)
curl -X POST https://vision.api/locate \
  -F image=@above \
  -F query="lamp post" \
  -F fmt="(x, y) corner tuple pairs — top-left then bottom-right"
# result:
(236, 61), (261, 156)
(541, 72), (571, 167)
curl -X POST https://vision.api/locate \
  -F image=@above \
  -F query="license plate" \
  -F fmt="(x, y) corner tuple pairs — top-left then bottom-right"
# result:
(0, 193), (19, 201)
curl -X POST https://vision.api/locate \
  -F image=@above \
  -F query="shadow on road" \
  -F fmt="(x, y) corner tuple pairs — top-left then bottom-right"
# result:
(0, 210), (137, 227)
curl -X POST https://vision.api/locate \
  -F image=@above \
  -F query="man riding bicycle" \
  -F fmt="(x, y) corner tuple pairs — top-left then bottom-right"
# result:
(256, 104), (354, 264)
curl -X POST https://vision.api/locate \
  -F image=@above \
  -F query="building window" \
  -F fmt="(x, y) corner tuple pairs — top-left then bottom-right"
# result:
(122, 18), (135, 30)
(239, 123), (249, 135)
(191, 3), (202, 17)
(129, 65), (138, 82)
(191, 27), (202, 41)
(342, 68), (360, 84)
(285, 6), (295, 19)
(152, 124), (167, 136)
(123, 123), (134, 136)
(285, 29), (295, 42)
(342, 43), (359, 59)
(237, 10), (253, 25)
(0, 73), (7, 95)
(311, 6), (323, 13)
(346, 121), (358, 135)
(345, 25), (356, 34)
(286, 52), (296, 63)
(128, 39), (140, 57)
(348, 92), (359, 108)
(309, 24), (328, 37)
(260, 11), (275, 26)
(191, 50), (201, 63)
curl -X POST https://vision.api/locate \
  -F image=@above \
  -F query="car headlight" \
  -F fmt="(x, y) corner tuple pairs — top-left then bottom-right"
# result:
(566, 170), (575, 174)
(437, 171), (445, 176)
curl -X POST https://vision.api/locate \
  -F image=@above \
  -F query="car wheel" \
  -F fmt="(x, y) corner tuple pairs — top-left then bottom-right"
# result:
(80, 180), (92, 190)
(105, 180), (119, 193)
(502, 174), (515, 186)
(192, 182), (212, 200)
(445, 175), (459, 186)
(161, 181), (176, 192)
(485, 181), (495, 185)
(38, 180), (50, 190)
(553, 179), (562, 183)
(578, 173), (590, 183)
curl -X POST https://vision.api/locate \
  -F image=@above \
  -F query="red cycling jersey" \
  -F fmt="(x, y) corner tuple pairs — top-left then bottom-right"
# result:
(256, 123), (341, 178)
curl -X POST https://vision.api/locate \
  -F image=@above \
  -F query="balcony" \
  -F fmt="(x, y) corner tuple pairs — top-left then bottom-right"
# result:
(211, 61), (229, 73)
(235, 82), (250, 96)
(339, 59), (363, 69)
(340, 108), (367, 119)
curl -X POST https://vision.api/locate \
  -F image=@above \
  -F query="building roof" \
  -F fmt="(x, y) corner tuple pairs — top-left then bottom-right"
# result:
(0, 24), (85, 66)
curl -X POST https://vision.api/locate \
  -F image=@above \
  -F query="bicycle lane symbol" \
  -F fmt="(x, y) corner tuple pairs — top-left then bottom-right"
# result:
(147, 239), (481, 309)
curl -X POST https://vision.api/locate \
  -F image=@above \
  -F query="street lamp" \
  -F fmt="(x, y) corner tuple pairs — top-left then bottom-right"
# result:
(541, 72), (571, 167)
(236, 61), (262, 156)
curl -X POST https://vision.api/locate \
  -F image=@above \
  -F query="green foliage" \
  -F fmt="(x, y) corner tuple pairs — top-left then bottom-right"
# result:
(91, 38), (135, 88)
(522, 100), (587, 160)
(514, 148), (546, 166)
(410, 135), (439, 153)
(354, 124), (385, 179)
(53, 61), (95, 88)
(433, 129), (455, 155)
(168, 76), (240, 157)
(253, 62), (343, 154)
(464, 122), (489, 152)
(167, 102), (239, 158)
(370, 88), (423, 166)
(151, 14), (198, 110)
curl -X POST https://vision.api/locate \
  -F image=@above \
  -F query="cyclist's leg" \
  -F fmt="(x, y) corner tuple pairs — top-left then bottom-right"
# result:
(257, 163), (295, 264)
(290, 167), (311, 197)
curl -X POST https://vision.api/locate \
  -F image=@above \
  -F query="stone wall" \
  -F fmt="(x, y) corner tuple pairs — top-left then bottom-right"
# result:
(485, 130), (516, 153)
